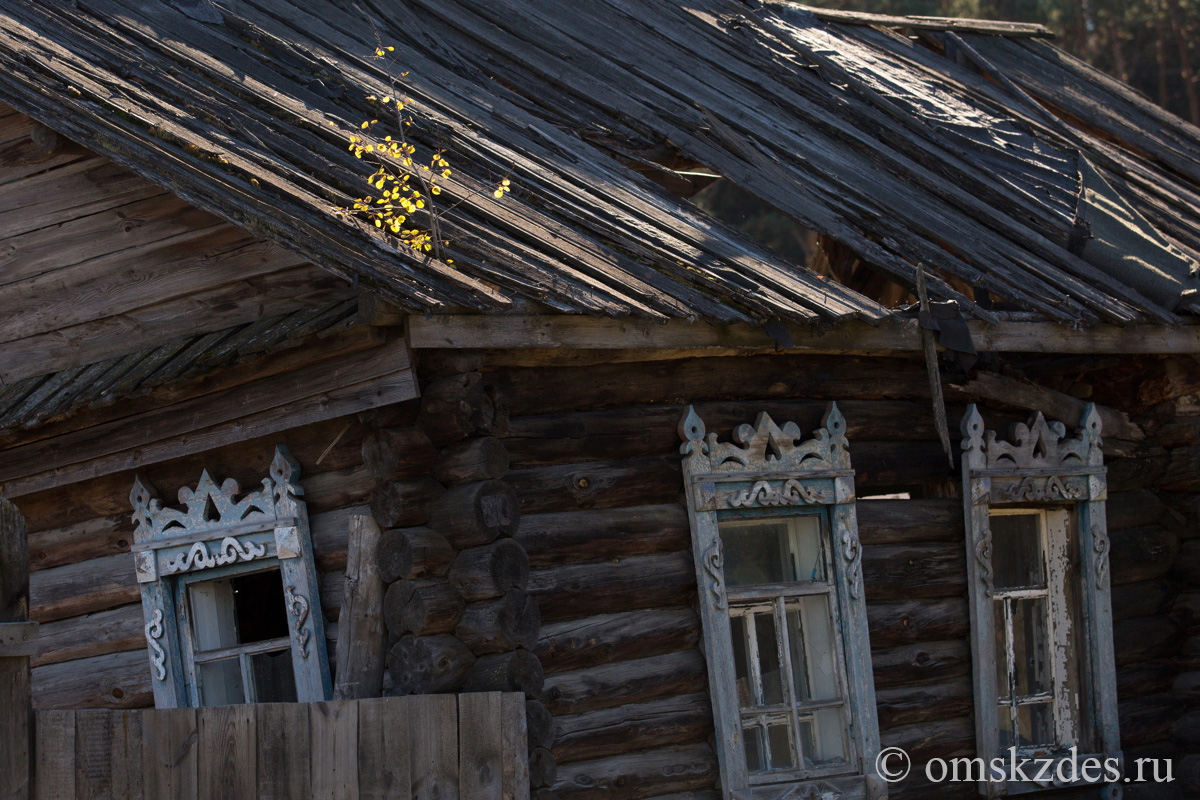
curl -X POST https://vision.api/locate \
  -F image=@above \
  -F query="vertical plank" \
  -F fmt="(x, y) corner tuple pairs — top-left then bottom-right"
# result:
(142, 707), (198, 800)
(74, 709), (113, 799)
(34, 709), (75, 800)
(333, 515), (387, 699)
(500, 694), (529, 800)
(411, 694), (459, 800)
(0, 499), (31, 800)
(256, 703), (311, 800)
(310, 700), (359, 800)
(110, 710), (144, 800)
(459, 693), (503, 800)
(198, 705), (256, 798)
(358, 696), (412, 800)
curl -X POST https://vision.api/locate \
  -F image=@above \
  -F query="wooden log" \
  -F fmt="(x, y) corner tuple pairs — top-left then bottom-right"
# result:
(527, 699), (555, 752)
(448, 539), (529, 603)
(32, 649), (152, 710)
(418, 372), (496, 445)
(530, 747), (557, 789)
(32, 604), (144, 668)
(369, 477), (445, 529)
(386, 634), (475, 695)
(462, 649), (544, 696)
(1111, 526), (1180, 584)
(1162, 445), (1200, 492)
(879, 717), (974, 767)
(434, 437), (510, 484)
(867, 598), (969, 650)
(27, 514), (131, 573)
(516, 506), (689, 568)
(0, 498), (30, 800)
(529, 552), (694, 624)
(1107, 450), (1170, 492)
(376, 526), (453, 583)
(543, 650), (707, 717)
(1113, 616), (1180, 667)
(1119, 693), (1177, 747)
(427, 480), (521, 549)
(552, 693), (713, 765)
(551, 744), (717, 800)
(856, 498), (964, 545)
(29, 553), (136, 623)
(537, 608), (699, 675)
(871, 640), (971, 690)
(1117, 661), (1176, 699)
(863, 544), (966, 601)
(333, 515), (386, 700)
(456, 589), (540, 655)
(1111, 579), (1171, 621)
(1108, 490), (1167, 532)
(383, 580), (464, 637)
(361, 426), (436, 484)
(874, 678), (973, 731)
(508, 458), (681, 515)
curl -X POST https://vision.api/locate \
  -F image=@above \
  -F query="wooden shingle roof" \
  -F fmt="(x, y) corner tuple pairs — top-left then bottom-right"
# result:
(2, 0), (1200, 326)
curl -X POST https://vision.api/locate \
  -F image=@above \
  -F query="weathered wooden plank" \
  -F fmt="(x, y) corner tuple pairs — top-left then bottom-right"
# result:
(536, 608), (699, 675)
(871, 640), (971, 690)
(34, 709), (75, 800)
(142, 707), (198, 800)
(74, 708), (115, 799)
(29, 552), (136, 624)
(198, 705), (256, 799)
(0, 264), (351, 386)
(552, 693), (712, 765)
(32, 649), (152, 711)
(542, 650), (707, 717)
(411, 315), (1200, 354)
(501, 693), (529, 800)
(459, 693), (505, 800)
(516, 506), (688, 567)
(109, 709), (144, 800)
(256, 703), (311, 800)
(26, 514), (132, 574)
(528, 552), (695, 624)
(0, 498), (31, 800)
(0, 159), (160, 239)
(551, 744), (717, 800)
(333, 515), (386, 699)
(33, 604), (144, 668)
(357, 696), (411, 800)
(310, 701), (359, 800)
(410, 694), (459, 800)
(804, 6), (1053, 36)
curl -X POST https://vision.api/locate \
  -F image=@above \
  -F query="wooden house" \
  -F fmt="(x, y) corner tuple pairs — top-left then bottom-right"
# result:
(0, 1), (1198, 798)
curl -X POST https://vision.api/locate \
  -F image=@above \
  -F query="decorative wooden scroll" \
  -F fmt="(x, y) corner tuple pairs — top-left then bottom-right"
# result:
(960, 406), (1120, 798)
(679, 404), (885, 800)
(131, 446), (331, 708)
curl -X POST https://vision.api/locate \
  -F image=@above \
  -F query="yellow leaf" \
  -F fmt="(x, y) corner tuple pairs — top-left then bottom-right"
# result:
(493, 189), (503, 198)
(360, 121), (369, 129)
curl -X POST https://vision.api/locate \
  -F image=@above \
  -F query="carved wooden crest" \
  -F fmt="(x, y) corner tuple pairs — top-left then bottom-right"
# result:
(961, 404), (1102, 471)
(679, 404), (850, 474)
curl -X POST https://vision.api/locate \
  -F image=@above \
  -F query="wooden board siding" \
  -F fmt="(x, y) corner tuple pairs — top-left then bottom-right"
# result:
(0, 105), (355, 386)
(472, 350), (1188, 800)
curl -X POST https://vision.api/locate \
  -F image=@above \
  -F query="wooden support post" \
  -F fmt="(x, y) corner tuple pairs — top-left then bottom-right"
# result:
(333, 515), (386, 700)
(0, 498), (33, 800)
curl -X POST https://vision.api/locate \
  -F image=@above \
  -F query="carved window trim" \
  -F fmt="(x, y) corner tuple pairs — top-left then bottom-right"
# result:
(131, 446), (332, 708)
(679, 404), (886, 800)
(960, 405), (1121, 797)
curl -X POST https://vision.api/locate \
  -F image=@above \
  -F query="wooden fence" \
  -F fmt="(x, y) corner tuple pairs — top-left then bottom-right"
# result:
(31, 693), (528, 800)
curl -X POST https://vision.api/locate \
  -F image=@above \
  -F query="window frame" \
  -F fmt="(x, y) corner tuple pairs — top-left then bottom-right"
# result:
(131, 446), (331, 708)
(679, 403), (886, 800)
(960, 405), (1120, 796)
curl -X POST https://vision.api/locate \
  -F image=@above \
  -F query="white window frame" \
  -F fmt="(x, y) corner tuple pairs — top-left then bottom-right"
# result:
(960, 405), (1121, 797)
(679, 404), (886, 800)
(130, 446), (331, 708)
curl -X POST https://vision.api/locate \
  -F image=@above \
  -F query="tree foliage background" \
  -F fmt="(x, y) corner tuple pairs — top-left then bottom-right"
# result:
(804, 0), (1200, 124)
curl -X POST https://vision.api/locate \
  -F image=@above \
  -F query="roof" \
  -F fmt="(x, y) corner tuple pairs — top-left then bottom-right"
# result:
(2, 0), (1200, 327)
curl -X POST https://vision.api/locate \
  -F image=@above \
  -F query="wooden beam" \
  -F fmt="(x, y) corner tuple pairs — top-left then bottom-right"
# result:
(0, 498), (31, 800)
(408, 315), (1200, 354)
(791, 4), (1055, 38)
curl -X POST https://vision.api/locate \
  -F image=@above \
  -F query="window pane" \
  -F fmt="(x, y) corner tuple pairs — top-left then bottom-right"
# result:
(786, 596), (838, 702)
(732, 607), (785, 707)
(198, 657), (245, 706)
(720, 516), (824, 586)
(731, 615), (755, 706)
(810, 707), (848, 765)
(189, 579), (239, 652)
(999, 705), (1014, 750)
(991, 513), (1045, 590)
(994, 600), (1010, 700)
(1017, 702), (1055, 749)
(765, 717), (796, 770)
(743, 720), (766, 773)
(1012, 598), (1051, 697)
(251, 649), (297, 703)
(189, 568), (290, 652)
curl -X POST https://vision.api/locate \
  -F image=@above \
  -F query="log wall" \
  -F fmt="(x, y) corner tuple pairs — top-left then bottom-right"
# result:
(462, 350), (1193, 800)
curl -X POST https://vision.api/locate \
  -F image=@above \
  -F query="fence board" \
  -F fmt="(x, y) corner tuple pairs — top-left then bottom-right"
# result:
(199, 705), (256, 798)
(142, 707), (197, 800)
(30, 694), (525, 799)
(35, 709), (75, 800)
(256, 703), (310, 800)
(310, 700), (359, 800)
(358, 696), (412, 800)
(412, 694), (459, 800)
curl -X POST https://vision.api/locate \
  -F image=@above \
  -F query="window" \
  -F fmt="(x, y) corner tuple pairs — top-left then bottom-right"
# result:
(961, 406), (1120, 795)
(131, 446), (331, 708)
(678, 405), (886, 800)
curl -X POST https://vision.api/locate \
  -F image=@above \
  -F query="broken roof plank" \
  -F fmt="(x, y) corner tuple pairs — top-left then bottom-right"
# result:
(785, 4), (1055, 38)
